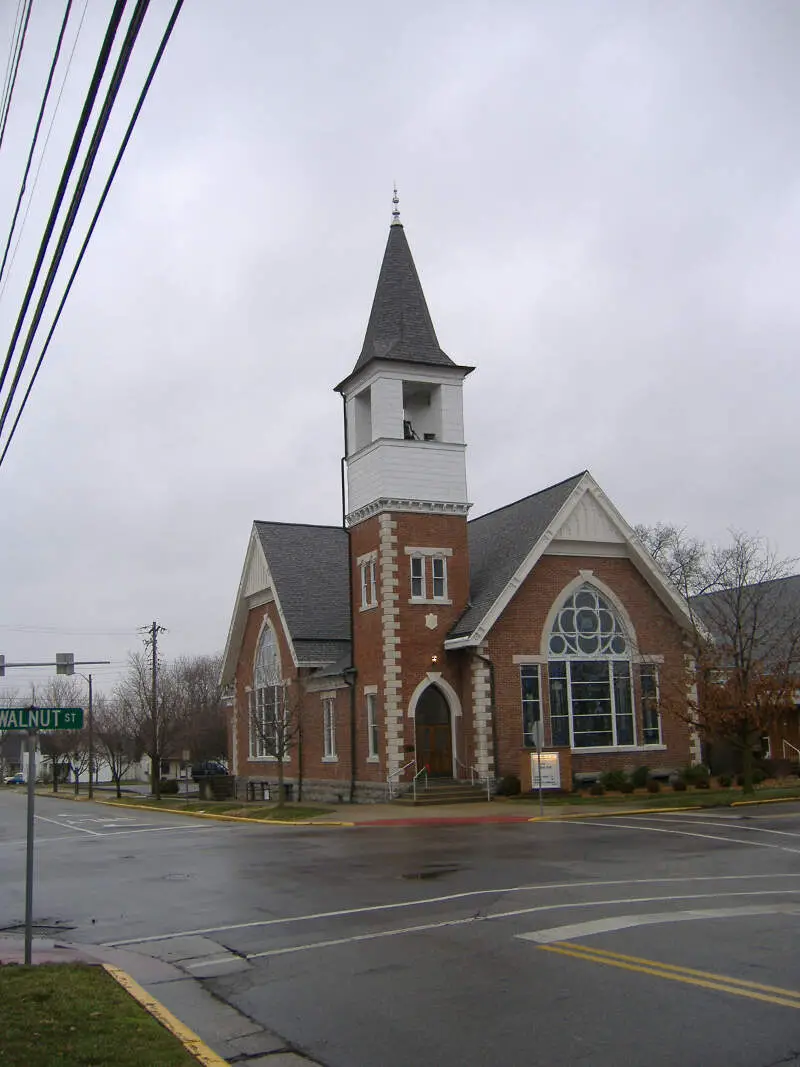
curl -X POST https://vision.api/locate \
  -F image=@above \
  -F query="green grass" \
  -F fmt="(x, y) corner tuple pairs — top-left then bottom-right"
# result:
(506, 784), (800, 809)
(0, 964), (198, 1066)
(104, 797), (332, 820)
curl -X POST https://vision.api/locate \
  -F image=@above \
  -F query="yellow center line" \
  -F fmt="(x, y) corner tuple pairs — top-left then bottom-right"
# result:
(550, 941), (800, 998)
(539, 944), (800, 1010)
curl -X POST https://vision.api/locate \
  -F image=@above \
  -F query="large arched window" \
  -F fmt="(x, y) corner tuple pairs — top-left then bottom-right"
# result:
(547, 585), (635, 749)
(250, 626), (284, 759)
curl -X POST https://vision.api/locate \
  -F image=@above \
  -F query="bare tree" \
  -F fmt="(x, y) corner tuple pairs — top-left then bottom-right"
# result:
(638, 526), (800, 792)
(169, 654), (227, 763)
(249, 680), (301, 808)
(94, 694), (143, 798)
(36, 677), (85, 792)
(115, 651), (177, 800)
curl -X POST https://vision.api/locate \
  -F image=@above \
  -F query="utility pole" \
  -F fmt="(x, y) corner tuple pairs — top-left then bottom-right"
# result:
(140, 622), (166, 799)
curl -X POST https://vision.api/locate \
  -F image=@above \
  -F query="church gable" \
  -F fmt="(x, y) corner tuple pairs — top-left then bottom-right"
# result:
(549, 489), (626, 549)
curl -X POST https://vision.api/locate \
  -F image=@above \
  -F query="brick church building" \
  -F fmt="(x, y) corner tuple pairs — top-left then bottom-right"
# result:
(220, 206), (697, 802)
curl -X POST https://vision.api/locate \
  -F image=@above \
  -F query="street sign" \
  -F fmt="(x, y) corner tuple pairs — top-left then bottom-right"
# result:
(0, 707), (84, 731)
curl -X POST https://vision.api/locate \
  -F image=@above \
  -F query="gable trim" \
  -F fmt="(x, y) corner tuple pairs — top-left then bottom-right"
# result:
(444, 473), (695, 650)
(220, 526), (300, 687)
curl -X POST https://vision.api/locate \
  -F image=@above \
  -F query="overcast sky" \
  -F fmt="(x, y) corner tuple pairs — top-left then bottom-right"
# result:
(1, 0), (798, 697)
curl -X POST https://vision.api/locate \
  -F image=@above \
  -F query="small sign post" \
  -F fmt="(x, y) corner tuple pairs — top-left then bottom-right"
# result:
(532, 721), (544, 817)
(3, 707), (86, 964)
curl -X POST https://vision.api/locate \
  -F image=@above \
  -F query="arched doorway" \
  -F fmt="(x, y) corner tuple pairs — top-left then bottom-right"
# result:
(415, 686), (452, 777)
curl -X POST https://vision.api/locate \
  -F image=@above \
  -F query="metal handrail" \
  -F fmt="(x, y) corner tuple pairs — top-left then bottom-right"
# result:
(782, 739), (800, 761)
(412, 764), (428, 801)
(456, 754), (492, 801)
(387, 758), (416, 800)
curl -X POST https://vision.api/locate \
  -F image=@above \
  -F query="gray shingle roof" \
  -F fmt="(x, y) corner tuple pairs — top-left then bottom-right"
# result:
(449, 472), (588, 639)
(341, 223), (456, 383)
(254, 522), (351, 646)
(691, 574), (800, 667)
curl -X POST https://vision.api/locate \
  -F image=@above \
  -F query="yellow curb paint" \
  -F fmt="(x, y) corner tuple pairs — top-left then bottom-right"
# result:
(528, 805), (703, 822)
(95, 798), (355, 827)
(103, 964), (229, 1066)
(553, 941), (800, 999)
(732, 796), (800, 808)
(538, 944), (800, 1010)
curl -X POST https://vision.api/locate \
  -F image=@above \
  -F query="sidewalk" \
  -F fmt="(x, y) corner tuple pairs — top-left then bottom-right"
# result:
(0, 935), (321, 1066)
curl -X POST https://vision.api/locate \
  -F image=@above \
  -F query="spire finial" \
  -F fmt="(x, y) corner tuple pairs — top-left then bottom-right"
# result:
(391, 183), (401, 226)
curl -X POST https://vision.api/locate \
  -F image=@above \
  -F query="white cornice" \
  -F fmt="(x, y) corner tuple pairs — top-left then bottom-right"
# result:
(347, 497), (471, 527)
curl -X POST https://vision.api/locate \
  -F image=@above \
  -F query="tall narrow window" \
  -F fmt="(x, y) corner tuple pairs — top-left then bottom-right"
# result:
(323, 697), (337, 759)
(520, 666), (542, 747)
(548, 662), (570, 746)
(431, 556), (447, 600)
(251, 626), (283, 759)
(410, 555), (425, 599)
(366, 693), (379, 760)
(360, 557), (377, 609)
(640, 665), (661, 745)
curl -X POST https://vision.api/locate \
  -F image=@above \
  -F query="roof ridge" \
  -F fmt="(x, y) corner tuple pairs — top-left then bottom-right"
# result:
(467, 471), (588, 525)
(254, 519), (346, 532)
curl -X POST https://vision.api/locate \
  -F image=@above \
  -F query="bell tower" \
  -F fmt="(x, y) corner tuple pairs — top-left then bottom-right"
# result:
(336, 195), (474, 783)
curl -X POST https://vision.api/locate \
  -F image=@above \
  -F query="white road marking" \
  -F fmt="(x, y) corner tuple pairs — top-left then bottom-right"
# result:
(566, 819), (800, 854)
(104, 872), (800, 947)
(517, 904), (800, 944)
(35, 813), (101, 836)
(185, 955), (243, 972)
(631, 815), (800, 840)
(243, 891), (800, 961)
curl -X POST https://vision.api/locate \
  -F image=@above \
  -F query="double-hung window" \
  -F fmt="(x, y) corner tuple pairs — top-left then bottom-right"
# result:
(366, 693), (379, 760)
(322, 697), (337, 760)
(360, 555), (377, 609)
(409, 552), (448, 602)
(520, 665), (542, 747)
(640, 664), (662, 745)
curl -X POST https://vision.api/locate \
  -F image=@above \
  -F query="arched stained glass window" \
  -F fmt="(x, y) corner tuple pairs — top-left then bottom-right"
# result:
(549, 587), (628, 657)
(545, 584), (635, 750)
(250, 626), (284, 759)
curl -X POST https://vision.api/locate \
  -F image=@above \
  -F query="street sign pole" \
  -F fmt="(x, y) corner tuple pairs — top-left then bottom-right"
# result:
(24, 730), (36, 965)
(533, 721), (544, 818)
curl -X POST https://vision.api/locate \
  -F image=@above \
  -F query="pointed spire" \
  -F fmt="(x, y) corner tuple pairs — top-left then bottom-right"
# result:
(340, 217), (456, 383)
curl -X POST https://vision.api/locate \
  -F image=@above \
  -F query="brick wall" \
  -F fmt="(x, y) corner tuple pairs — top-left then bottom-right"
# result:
(484, 554), (692, 787)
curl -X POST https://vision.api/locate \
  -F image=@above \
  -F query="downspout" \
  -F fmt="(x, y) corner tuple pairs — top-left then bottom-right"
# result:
(475, 652), (499, 781)
(342, 395), (358, 803)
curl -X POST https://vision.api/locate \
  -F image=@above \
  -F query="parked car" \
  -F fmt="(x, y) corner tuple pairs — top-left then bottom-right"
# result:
(190, 761), (228, 781)
(4, 773), (25, 786)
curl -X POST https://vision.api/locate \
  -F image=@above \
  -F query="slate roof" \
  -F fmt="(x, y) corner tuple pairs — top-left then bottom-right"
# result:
(338, 223), (457, 387)
(254, 522), (351, 658)
(691, 574), (800, 666)
(449, 472), (588, 639)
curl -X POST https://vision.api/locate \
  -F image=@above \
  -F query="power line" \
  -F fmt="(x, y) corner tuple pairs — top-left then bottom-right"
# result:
(0, 0), (126, 405)
(0, 0), (150, 441)
(0, 0), (74, 290)
(0, 0), (26, 116)
(0, 0), (90, 307)
(0, 0), (33, 153)
(0, 0), (186, 468)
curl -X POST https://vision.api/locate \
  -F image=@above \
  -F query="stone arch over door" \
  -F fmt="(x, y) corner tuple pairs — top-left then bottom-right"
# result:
(414, 685), (453, 777)
(408, 673), (463, 779)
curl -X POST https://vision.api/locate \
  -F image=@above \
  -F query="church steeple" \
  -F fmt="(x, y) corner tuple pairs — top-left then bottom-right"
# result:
(337, 210), (463, 392)
(337, 210), (472, 527)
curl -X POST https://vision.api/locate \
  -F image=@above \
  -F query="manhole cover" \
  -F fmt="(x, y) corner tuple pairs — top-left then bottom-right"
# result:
(161, 873), (192, 882)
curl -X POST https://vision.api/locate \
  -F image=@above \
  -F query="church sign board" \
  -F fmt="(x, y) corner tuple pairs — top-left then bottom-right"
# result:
(531, 751), (561, 790)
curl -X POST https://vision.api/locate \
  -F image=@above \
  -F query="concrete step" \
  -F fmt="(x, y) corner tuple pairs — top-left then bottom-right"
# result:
(394, 785), (489, 806)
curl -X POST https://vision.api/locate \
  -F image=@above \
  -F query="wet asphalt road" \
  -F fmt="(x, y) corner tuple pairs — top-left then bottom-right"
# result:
(2, 790), (800, 1067)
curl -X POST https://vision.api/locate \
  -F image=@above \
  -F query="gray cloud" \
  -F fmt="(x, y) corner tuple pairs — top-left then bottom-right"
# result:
(1, 0), (798, 693)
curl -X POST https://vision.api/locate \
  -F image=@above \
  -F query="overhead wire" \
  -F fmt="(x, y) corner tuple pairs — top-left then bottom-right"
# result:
(0, 0), (127, 405)
(0, 0), (151, 440)
(0, 0), (186, 468)
(0, 0), (34, 153)
(0, 0), (26, 116)
(0, 0), (90, 306)
(0, 0), (74, 290)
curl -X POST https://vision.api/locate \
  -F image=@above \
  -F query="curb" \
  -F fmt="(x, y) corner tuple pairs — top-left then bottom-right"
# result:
(92, 796), (356, 828)
(527, 804), (706, 822)
(103, 963), (228, 1067)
